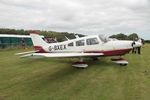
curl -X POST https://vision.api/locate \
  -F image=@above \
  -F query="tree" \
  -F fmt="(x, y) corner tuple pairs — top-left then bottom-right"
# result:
(109, 33), (140, 40)
(127, 33), (139, 40)
(109, 33), (128, 40)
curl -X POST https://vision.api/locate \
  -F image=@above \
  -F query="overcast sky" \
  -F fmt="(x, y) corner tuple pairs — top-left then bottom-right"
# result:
(0, 0), (150, 39)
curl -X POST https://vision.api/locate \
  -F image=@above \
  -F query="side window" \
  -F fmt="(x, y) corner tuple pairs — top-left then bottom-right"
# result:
(68, 42), (74, 46)
(86, 38), (99, 45)
(76, 40), (85, 46)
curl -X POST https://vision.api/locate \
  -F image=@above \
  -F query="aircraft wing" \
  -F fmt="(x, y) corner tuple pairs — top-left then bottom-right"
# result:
(20, 52), (104, 58)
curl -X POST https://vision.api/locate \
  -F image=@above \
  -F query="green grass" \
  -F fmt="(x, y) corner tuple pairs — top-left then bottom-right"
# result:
(0, 45), (150, 100)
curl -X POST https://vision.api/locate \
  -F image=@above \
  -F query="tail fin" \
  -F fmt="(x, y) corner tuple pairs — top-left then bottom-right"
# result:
(30, 31), (48, 52)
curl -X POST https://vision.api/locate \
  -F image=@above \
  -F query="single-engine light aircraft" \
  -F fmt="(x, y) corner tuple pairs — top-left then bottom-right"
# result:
(16, 31), (142, 68)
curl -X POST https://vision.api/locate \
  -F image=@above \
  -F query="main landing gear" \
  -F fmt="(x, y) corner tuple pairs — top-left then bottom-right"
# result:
(111, 57), (128, 66)
(72, 58), (88, 68)
(72, 57), (128, 68)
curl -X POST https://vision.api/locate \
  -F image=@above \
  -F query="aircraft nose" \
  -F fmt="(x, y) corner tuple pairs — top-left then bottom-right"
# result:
(132, 41), (142, 47)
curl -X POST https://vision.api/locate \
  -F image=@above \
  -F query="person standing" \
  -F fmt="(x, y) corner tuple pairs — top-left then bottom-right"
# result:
(137, 38), (142, 54)
(132, 40), (136, 54)
(21, 38), (25, 49)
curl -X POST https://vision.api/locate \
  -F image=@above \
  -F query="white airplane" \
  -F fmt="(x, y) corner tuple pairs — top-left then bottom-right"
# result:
(16, 31), (142, 68)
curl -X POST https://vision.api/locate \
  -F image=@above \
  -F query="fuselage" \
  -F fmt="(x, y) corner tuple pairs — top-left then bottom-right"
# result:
(33, 35), (141, 56)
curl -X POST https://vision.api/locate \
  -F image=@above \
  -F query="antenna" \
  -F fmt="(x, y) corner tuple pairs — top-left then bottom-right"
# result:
(54, 37), (57, 42)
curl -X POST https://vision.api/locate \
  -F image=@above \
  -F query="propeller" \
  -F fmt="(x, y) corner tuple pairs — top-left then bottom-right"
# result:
(131, 41), (136, 47)
(131, 41), (142, 54)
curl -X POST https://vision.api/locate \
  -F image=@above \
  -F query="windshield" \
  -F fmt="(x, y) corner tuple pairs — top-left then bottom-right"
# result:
(99, 35), (110, 43)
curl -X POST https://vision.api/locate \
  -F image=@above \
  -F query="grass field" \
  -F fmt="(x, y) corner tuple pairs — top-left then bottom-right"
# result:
(0, 45), (150, 100)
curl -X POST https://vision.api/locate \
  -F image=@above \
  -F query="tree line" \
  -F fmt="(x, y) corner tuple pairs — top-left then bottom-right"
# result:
(109, 33), (150, 43)
(0, 28), (84, 42)
(0, 28), (149, 43)
(109, 33), (139, 40)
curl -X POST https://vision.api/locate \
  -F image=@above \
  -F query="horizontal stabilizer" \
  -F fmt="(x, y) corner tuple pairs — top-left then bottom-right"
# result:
(15, 51), (38, 55)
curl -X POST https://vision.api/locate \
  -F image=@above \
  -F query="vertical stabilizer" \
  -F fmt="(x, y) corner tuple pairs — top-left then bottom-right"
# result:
(30, 32), (48, 52)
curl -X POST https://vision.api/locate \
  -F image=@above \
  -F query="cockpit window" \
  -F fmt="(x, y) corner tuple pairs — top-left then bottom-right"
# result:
(76, 40), (85, 46)
(86, 38), (99, 45)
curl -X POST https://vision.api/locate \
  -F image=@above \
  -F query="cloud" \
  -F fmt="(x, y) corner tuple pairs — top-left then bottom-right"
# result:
(0, 0), (150, 39)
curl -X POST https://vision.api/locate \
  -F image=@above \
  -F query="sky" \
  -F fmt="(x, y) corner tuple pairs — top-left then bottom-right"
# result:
(0, 0), (150, 40)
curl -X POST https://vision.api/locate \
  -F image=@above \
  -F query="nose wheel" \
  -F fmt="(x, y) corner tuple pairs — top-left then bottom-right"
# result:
(111, 57), (128, 66)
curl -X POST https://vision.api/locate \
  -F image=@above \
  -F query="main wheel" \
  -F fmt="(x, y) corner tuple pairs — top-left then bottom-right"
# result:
(120, 64), (128, 66)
